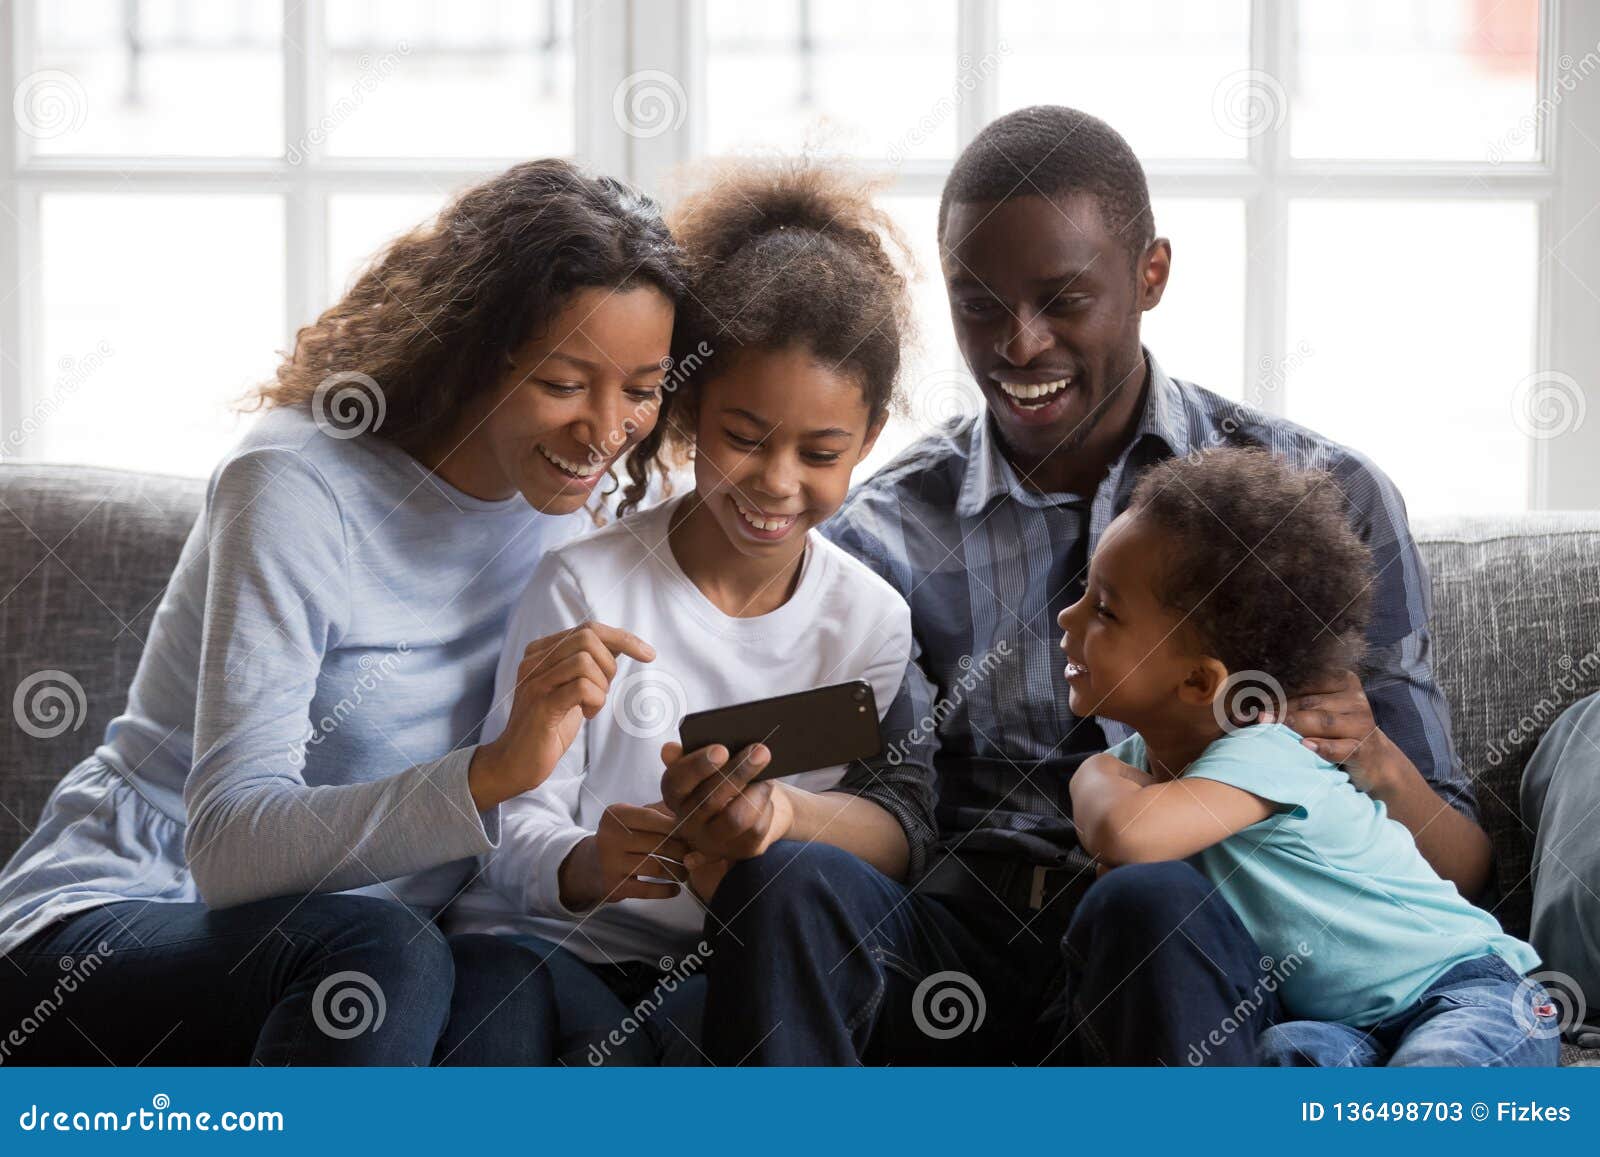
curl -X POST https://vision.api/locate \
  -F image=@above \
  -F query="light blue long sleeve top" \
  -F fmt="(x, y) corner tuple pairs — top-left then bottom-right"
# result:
(0, 406), (575, 955)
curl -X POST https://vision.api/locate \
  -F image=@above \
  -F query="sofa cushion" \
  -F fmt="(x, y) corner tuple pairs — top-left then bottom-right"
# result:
(1413, 513), (1600, 941)
(0, 464), (203, 857)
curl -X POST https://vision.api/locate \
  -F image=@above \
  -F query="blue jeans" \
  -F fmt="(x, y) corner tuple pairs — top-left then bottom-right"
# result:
(701, 842), (1279, 1065)
(0, 895), (555, 1065)
(1261, 954), (1560, 1066)
(507, 934), (705, 1066)
(1522, 689), (1600, 1044)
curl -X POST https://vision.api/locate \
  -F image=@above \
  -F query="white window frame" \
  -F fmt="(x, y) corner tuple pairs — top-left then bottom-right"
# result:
(3, 0), (1596, 507)
(0, 0), (623, 465)
(626, 0), (1600, 510)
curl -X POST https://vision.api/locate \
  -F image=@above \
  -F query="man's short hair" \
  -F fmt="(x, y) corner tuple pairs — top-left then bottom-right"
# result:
(939, 105), (1155, 261)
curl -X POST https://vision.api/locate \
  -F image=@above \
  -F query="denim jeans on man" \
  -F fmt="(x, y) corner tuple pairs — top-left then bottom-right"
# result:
(702, 843), (1287, 1065)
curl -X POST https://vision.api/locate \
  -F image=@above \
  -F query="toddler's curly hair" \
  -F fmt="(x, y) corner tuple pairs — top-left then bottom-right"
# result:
(1127, 447), (1373, 691)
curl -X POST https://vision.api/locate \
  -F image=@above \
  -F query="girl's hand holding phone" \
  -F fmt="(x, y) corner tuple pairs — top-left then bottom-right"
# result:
(468, 621), (655, 811)
(558, 802), (691, 911)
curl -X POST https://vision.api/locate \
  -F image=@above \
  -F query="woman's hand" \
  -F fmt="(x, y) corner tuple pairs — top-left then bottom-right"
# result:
(557, 802), (690, 911)
(468, 621), (654, 811)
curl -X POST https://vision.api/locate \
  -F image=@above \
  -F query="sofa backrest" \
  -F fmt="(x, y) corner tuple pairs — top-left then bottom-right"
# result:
(1412, 513), (1600, 938)
(2, 464), (1598, 939)
(1, 465), (203, 858)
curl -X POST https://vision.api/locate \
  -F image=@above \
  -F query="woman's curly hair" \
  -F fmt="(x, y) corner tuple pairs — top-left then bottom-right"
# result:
(618, 156), (914, 516)
(1127, 447), (1374, 693)
(250, 158), (688, 510)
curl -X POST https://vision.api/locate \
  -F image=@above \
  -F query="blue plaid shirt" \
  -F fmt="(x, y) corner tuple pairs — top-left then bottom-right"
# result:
(824, 349), (1474, 879)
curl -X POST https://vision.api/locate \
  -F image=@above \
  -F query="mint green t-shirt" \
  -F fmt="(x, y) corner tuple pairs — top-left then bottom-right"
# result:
(1105, 724), (1539, 1026)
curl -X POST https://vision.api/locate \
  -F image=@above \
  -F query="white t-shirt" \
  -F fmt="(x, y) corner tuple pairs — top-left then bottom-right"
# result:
(446, 493), (913, 964)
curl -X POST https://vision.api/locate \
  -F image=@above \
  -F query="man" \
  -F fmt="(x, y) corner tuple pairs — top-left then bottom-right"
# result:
(682, 106), (1490, 1065)
(1521, 692), (1600, 1047)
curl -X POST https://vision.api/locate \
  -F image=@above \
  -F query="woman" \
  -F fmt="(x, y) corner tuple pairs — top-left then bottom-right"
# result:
(0, 160), (682, 1065)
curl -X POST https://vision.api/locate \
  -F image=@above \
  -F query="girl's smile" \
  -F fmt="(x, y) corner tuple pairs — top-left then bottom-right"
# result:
(730, 495), (801, 541)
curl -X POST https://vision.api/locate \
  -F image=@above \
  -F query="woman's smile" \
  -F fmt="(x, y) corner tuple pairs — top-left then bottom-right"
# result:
(534, 441), (609, 489)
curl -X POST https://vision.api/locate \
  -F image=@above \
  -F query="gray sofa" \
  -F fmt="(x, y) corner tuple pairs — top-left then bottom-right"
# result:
(2, 462), (1598, 1064)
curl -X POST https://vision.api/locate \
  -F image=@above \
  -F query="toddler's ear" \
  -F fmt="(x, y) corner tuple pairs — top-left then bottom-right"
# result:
(1179, 657), (1229, 709)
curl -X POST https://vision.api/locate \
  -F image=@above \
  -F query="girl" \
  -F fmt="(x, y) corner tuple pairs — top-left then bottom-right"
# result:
(0, 160), (684, 1065)
(447, 158), (917, 1064)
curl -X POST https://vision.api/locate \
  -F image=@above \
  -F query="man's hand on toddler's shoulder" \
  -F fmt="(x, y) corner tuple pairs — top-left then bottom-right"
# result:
(1266, 669), (1405, 795)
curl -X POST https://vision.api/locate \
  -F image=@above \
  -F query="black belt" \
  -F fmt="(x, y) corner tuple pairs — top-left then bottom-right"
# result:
(920, 847), (1098, 915)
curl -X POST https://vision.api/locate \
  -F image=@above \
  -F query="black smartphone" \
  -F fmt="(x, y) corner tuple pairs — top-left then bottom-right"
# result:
(677, 679), (882, 783)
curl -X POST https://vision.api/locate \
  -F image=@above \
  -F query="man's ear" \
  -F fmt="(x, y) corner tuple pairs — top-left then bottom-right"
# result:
(1177, 656), (1228, 709)
(1139, 237), (1172, 312)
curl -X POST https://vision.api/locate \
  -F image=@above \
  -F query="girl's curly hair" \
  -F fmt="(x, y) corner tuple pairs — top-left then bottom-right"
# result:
(250, 159), (688, 510)
(618, 156), (914, 516)
(1127, 447), (1374, 693)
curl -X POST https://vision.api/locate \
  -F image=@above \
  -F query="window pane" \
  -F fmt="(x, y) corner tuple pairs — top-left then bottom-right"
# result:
(1292, 0), (1542, 160)
(29, 195), (285, 475)
(705, 1), (960, 161)
(21, 0), (281, 156)
(1144, 198), (1246, 398)
(327, 193), (452, 304)
(322, 0), (574, 158)
(995, 0), (1251, 159)
(1285, 200), (1537, 517)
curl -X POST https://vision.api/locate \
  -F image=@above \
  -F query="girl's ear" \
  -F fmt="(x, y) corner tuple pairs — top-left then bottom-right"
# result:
(859, 414), (887, 461)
